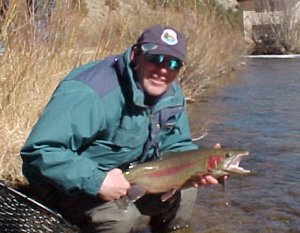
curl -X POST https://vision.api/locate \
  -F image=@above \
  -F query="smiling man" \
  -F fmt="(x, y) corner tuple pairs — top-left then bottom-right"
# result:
(21, 25), (219, 233)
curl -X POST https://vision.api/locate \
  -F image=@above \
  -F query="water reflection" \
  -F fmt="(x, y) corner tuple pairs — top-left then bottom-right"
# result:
(188, 58), (300, 232)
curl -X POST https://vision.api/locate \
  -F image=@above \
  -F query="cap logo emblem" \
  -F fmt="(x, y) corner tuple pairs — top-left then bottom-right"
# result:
(161, 29), (178, 46)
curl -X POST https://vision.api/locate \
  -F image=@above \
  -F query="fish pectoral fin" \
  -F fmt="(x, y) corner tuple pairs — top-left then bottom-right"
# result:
(127, 185), (147, 202)
(217, 176), (226, 192)
(161, 189), (177, 202)
(115, 196), (131, 211)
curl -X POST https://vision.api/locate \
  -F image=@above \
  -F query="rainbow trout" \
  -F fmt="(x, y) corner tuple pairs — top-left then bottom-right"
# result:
(123, 148), (251, 202)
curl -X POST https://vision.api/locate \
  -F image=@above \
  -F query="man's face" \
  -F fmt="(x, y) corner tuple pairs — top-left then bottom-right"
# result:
(133, 51), (182, 97)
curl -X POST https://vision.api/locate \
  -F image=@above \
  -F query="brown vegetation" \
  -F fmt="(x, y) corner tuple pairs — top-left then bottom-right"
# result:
(246, 0), (300, 54)
(0, 0), (246, 185)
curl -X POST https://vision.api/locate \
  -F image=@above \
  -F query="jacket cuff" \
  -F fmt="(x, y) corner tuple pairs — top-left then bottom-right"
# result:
(82, 170), (106, 196)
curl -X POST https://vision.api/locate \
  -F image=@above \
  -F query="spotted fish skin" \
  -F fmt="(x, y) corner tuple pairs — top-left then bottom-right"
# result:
(124, 148), (251, 195)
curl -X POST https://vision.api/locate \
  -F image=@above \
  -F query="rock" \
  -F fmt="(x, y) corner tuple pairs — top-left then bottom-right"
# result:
(215, 0), (239, 10)
(82, 0), (149, 22)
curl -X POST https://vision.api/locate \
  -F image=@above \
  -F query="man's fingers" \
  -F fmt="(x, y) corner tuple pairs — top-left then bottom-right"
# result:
(204, 175), (219, 184)
(214, 143), (222, 149)
(192, 175), (219, 188)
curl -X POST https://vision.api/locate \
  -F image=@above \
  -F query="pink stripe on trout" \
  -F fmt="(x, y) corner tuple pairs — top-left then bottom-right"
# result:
(124, 148), (251, 200)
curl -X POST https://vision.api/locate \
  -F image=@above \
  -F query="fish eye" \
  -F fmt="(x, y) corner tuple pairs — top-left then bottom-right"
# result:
(225, 153), (231, 158)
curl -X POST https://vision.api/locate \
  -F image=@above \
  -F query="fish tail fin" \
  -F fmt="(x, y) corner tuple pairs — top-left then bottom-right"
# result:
(127, 184), (147, 202)
(115, 185), (147, 210)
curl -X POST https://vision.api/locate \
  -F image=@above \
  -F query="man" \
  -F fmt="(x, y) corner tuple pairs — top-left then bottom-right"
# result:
(21, 25), (219, 233)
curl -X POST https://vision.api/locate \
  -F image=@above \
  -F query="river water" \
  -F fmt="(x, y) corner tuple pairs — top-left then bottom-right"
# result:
(188, 58), (300, 233)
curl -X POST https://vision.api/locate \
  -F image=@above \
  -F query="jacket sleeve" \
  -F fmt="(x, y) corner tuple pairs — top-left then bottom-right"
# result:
(21, 80), (106, 196)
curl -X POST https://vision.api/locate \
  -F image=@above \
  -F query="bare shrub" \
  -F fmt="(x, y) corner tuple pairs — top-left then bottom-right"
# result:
(248, 0), (300, 54)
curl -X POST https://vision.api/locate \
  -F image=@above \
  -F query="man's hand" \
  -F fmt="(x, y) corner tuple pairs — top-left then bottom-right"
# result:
(98, 168), (130, 201)
(192, 143), (226, 188)
(192, 175), (219, 188)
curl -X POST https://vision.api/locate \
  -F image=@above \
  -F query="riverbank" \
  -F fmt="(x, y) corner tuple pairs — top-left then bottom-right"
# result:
(245, 54), (300, 59)
(0, 1), (246, 184)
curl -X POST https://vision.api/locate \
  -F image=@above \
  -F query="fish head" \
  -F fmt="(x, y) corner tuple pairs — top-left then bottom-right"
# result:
(207, 149), (251, 177)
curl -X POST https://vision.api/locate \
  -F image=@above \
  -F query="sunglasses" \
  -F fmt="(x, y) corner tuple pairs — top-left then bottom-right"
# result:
(144, 53), (183, 71)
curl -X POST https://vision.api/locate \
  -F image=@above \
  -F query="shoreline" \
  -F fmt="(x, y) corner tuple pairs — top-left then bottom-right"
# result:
(244, 54), (300, 59)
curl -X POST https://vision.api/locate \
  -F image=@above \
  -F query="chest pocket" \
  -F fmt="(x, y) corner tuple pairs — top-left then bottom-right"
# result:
(112, 108), (148, 148)
(159, 106), (184, 133)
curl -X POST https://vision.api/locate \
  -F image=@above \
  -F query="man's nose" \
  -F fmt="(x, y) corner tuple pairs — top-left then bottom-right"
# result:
(157, 63), (169, 73)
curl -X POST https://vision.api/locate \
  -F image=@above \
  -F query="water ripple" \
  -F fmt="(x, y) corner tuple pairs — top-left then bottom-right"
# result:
(189, 58), (300, 232)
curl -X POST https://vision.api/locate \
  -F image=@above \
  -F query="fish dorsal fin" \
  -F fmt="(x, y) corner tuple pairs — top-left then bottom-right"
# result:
(159, 151), (177, 160)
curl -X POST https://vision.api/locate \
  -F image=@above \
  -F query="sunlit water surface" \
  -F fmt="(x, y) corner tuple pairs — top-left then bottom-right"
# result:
(188, 58), (300, 233)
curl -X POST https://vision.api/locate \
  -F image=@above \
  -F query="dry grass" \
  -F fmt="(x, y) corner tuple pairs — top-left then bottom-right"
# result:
(0, 0), (246, 185)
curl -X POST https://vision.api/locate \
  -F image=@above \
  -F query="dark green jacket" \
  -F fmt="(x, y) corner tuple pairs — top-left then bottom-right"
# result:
(21, 48), (197, 196)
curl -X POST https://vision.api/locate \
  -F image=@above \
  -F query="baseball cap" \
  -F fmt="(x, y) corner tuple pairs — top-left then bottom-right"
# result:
(136, 25), (186, 62)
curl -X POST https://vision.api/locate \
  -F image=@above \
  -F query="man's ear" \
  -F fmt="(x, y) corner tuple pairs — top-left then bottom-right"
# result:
(130, 45), (140, 66)
(130, 47), (136, 63)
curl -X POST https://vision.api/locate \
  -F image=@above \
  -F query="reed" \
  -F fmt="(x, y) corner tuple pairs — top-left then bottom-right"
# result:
(0, 0), (246, 185)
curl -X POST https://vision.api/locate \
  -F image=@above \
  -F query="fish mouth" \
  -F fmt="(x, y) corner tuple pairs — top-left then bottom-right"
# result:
(222, 151), (251, 174)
